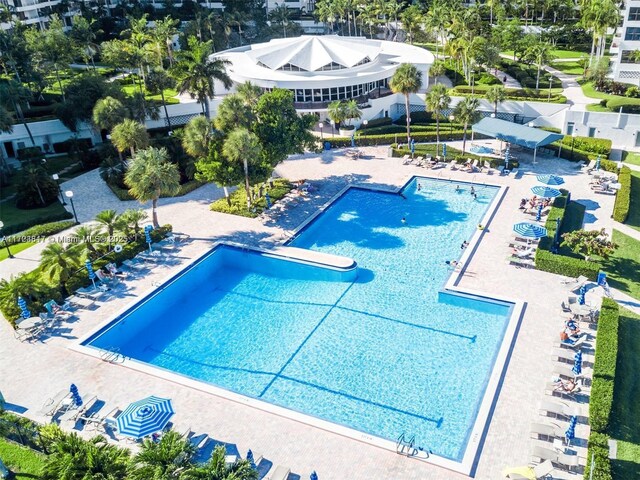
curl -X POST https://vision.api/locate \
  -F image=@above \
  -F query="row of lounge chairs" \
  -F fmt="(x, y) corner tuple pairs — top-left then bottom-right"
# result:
(506, 236), (539, 268)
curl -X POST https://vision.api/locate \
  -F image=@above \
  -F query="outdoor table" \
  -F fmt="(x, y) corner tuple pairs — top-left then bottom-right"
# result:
(570, 304), (592, 317)
(18, 317), (43, 330)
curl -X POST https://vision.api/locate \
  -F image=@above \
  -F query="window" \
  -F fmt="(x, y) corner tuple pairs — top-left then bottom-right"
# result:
(322, 88), (330, 101)
(304, 89), (311, 101)
(313, 89), (322, 102)
(318, 62), (345, 71)
(625, 27), (640, 41)
(278, 63), (307, 72)
(629, 7), (640, 21)
(354, 57), (371, 67)
(257, 61), (270, 69)
(636, 132), (640, 147)
(330, 87), (338, 100)
(567, 122), (575, 135)
(621, 50), (640, 64)
(339, 87), (347, 100)
(296, 90), (304, 102)
(588, 127), (596, 138)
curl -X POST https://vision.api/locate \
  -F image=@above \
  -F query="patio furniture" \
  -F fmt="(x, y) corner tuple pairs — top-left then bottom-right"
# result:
(40, 390), (72, 416)
(531, 445), (580, 471)
(269, 465), (291, 480)
(116, 396), (175, 439)
(66, 295), (95, 309)
(59, 394), (98, 423)
(503, 460), (555, 479)
(530, 422), (564, 441)
(76, 287), (107, 301)
(558, 334), (587, 350)
(539, 400), (581, 420)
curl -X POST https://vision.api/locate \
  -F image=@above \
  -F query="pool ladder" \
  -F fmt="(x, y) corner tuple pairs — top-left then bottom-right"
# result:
(396, 433), (418, 457)
(100, 347), (124, 364)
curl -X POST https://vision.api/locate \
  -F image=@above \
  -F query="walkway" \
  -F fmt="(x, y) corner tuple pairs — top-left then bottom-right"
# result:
(543, 65), (598, 109)
(493, 67), (521, 89)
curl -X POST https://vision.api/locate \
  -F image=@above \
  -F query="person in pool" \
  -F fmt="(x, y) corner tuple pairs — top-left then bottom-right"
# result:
(445, 260), (459, 268)
(461, 241), (469, 249)
(455, 185), (461, 192)
(401, 217), (406, 224)
(470, 186), (476, 195)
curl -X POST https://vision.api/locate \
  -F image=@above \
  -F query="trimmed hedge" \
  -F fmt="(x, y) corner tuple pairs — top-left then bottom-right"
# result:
(451, 85), (566, 103)
(394, 111), (434, 125)
(210, 179), (293, 218)
(5, 221), (76, 246)
(606, 97), (640, 114)
(2, 211), (74, 236)
(613, 166), (631, 223)
(583, 432), (612, 480)
(360, 117), (393, 129)
(559, 136), (612, 156)
(106, 179), (206, 201)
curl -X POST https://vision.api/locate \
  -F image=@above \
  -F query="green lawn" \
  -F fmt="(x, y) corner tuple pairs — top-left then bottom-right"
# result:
(610, 308), (640, 479)
(0, 438), (46, 479)
(586, 103), (613, 112)
(0, 202), (69, 231)
(502, 48), (587, 59)
(121, 83), (180, 104)
(601, 230), (640, 301)
(626, 171), (640, 232)
(550, 60), (586, 75)
(582, 82), (640, 104)
(0, 241), (36, 261)
(622, 151), (640, 166)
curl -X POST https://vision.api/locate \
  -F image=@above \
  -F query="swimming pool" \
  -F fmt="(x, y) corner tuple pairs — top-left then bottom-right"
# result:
(84, 177), (517, 471)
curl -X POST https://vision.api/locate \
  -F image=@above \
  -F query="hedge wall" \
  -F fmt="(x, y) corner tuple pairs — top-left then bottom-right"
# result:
(5, 221), (76, 246)
(583, 432), (612, 480)
(451, 86), (567, 103)
(359, 117), (393, 129)
(3, 211), (74, 236)
(559, 136), (612, 156)
(613, 166), (631, 223)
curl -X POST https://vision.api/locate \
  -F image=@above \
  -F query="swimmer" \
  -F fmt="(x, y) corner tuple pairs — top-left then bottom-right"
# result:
(455, 185), (461, 192)
(472, 193), (477, 201)
(417, 184), (422, 191)
(401, 217), (406, 224)
(470, 186), (476, 195)
(461, 241), (469, 249)
(445, 260), (459, 268)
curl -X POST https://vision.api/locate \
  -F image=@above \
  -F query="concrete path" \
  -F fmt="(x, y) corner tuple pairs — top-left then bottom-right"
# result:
(543, 65), (598, 109)
(493, 68), (521, 89)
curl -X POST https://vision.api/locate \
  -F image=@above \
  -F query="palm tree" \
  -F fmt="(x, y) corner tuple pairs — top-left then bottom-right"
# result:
(425, 84), (451, 156)
(268, 3), (292, 38)
(400, 5), (424, 45)
(95, 209), (120, 247)
(453, 96), (481, 154)
(429, 60), (446, 85)
(171, 36), (232, 119)
(222, 128), (261, 208)
(150, 15), (179, 67)
(390, 63), (423, 143)
(182, 115), (214, 160)
(580, 0), (619, 66)
(214, 94), (254, 133)
(0, 273), (40, 324)
(111, 119), (150, 158)
(327, 100), (347, 127)
(69, 224), (102, 258)
(0, 79), (35, 146)
(145, 69), (176, 130)
(342, 99), (362, 126)
(180, 445), (258, 480)
(40, 242), (80, 297)
(485, 85), (506, 115)
(118, 208), (148, 240)
(93, 96), (128, 133)
(125, 147), (181, 227)
(236, 81), (262, 108)
(525, 39), (555, 90)
(20, 164), (49, 206)
(129, 431), (195, 480)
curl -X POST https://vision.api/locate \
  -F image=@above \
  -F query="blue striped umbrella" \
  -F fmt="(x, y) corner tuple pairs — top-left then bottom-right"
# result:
(572, 351), (582, 376)
(531, 185), (562, 198)
(246, 450), (254, 465)
(410, 138), (415, 154)
(595, 155), (601, 171)
(116, 396), (174, 439)
(569, 415), (578, 428)
(144, 225), (153, 253)
(536, 174), (565, 186)
(504, 145), (510, 170)
(536, 203), (543, 221)
(85, 259), (96, 288)
(310, 472), (318, 480)
(513, 222), (548, 239)
(17, 296), (30, 319)
(578, 285), (586, 305)
(565, 423), (575, 445)
(442, 143), (447, 158)
(265, 193), (272, 209)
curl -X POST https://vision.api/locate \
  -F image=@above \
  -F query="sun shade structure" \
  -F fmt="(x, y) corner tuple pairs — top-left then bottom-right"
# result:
(116, 396), (174, 439)
(472, 118), (564, 163)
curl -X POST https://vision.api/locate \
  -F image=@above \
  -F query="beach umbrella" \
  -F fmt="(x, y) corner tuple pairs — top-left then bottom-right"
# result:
(572, 351), (582, 376)
(536, 174), (565, 186)
(595, 155), (601, 171)
(85, 259), (96, 288)
(246, 450), (254, 465)
(536, 203), (543, 221)
(144, 225), (153, 253)
(310, 472), (318, 480)
(531, 186), (562, 198)
(17, 296), (31, 319)
(410, 138), (415, 155)
(442, 143), (447, 159)
(350, 134), (355, 148)
(578, 285), (586, 305)
(265, 193), (272, 209)
(565, 423), (575, 445)
(512, 222), (548, 239)
(116, 396), (174, 439)
(504, 145), (510, 170)
(70, 384), (83, 407)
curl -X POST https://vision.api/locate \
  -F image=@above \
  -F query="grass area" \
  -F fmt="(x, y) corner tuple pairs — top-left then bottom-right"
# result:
(501, 48), (587, 59)
(582, 82), (640, 104)
(623, 151), (640, 166)
(0, 438), (46, 479)
(610, 307), (640, 479)
(0, 202), (69, 231)
(601, 230), (640, 301)
(626, 171), (640, 232)
(121, 84), (181, 104)
(550, 60), (586, 75)
(0, 241), (36, 261)
(586, 103), (613, 112)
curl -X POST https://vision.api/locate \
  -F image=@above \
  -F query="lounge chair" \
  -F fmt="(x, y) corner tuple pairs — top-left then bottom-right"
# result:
(503, 460), (555, 479)
(508, 256), (535, 268)
(414, 156), (424, 166)
(530, 422), (564, 441)
(268, 465), (290, 480)
(551, 347), (579, 364)
(539, 400), (581, 420)
(531, 446), (580, 471)
(44, 300), (75, 321)
(558, 334), (587, 350)
(513, 247), (536, 259)
(449, 160), (458, 170)
(59, 394), (98, 423)
(562, 275), (588, 289)
(545, 381), (582, 400)
(553, 364), (581, 380)
(402, 154), (411, 165)
(76, 287), (107, 301)
(66, 295), (95, 309)
(40, 390), (72, 416)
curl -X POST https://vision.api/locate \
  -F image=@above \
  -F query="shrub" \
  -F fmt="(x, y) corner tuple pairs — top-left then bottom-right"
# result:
(559, 136), (612, 156)
(606, 98), (640, 114)
(52, 138), (93, 154)
(476, 72), (501, 85)
(210, 179), (293, 218)
(2, 211), (74, 236)
(17, 147), (44, 162)
(106, 179), (205, 201)
(5, 221), (75, 246)
(612, 166), (631, 222)
(626, 86), (640, 98)
(360, 117), (392, 129)
(15, 177), (60, 209)
(394, 111), (433, 126)
(583, 432), (612, 480)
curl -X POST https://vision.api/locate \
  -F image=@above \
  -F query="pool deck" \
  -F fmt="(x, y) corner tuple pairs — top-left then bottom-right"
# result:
(0, 142), (618, 479)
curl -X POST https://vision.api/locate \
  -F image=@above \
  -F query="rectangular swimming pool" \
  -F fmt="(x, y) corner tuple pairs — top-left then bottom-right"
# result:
(84, 177), (516, 471)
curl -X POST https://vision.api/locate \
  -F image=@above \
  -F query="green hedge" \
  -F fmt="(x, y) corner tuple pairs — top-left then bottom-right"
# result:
(583, 432), (612, 480)
(357, 124), (464, 137)
(107, 179), (206, 201)
(5, 221), (76, 246)
(451, 86), (566, 103)
(589, 298), (620, 433)
(613, 166), (631, 222)
(360, 117), (393, 129)
(606, 97), (640, 114)
(2, 211), (74, 236)
(331, 130), (468, 147)
(394, 111), (434, 125)
(559, 136), (612, 155)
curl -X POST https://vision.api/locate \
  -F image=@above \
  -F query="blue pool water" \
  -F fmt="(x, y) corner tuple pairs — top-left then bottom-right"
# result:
(87, 178), (513, 462)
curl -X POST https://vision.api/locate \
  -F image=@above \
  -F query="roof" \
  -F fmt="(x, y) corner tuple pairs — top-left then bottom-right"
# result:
(471, 117), (564, 149)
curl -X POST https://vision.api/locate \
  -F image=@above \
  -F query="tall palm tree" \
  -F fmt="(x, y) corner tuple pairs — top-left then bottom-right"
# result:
(95, 209), (120, 247)
(145, 69), (176, 130)
(181, 445), (258, 480)
(214, 94), (253, 133)
(150, 15), (179, 67)
(20, 164), (49, 206)
(93, 96), (128, 133)
(425, 84), (451, 156)
(0, 79), (35, 146)
(171, 36), (232, 119)
(485, 85), (506, 115)
(222, 128), (261, 208)
(118, 208), (148, 240)
(453, 96), (481, 154)
(236, 81), (262, 108)
(525, 39), (555, 90)
(429, 60), (446, 85)
(580, 0), (619, 66)
(124, 147), (181, 227)
(111, 119), (150, 158)
(128, 431), (195, 480)
(390, 63), (423, 143)
(268, 3), (292, 38)
(40, 242), (80, 297)
(182, 115), (214, 160)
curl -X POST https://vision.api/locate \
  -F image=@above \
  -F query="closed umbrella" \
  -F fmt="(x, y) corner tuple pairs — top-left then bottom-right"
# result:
(531, 186), (562, 198)
(70, 384), (83, 407)
(144, 225), (153, 253)
(442, 143), (447, 159)
(595, 155), (601, 171)
(504, 145), (510, 170)
(536, 174), (564, 186)
(513, 222), (548, 239)
(410, 138), (415, 156)
(246, 450), (254, 466)
(17, 296), (31, 319)
(565, 423), (575, 445)
(536, 203), (543, 221)
(265, 193), (272, 209)
(578, 285), (586, 305)
(310, 472), (318, 480)
(85, 259), (96, 288)
(117, 396), (174, 439)
(572, 351), (582, 377)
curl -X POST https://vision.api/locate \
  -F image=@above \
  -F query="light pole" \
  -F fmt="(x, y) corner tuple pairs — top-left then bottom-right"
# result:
(547, 75), (553, 102)
(449, 114), (455, 140)
(470, 70), (475, 95)
(0, 221), (14, 259)
(52, 173), (66, 205)
(318, 122), (324, 140)
(65, 190), (79, 224)
(330, 120), (335, 137)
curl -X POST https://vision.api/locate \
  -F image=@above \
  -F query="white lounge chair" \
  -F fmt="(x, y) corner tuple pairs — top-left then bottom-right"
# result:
(553, 364), (582, 380)
(551, 347), (579, 364)
(539, 400), (581, 420)
(483, 160), (494, 174)
(66, 295), (95, 309)
(402, 154), (411, 165)
(558, 334), (587, 350)
(545, 381), (583, 400)
(513, 247), (536, 259)
(449, 160), (458, 170)
(531, 445), (580, 471)
(269, 465), (291, 480)
(59, 394), (98, 423)
(76, 287), (107, 301)
(40, 390), (71, 416)
(530, 422), (564, 441)
(503, 460), (555, 479)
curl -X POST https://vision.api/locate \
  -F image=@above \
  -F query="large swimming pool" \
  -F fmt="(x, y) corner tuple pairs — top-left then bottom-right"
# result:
(85, 177), (515, 467)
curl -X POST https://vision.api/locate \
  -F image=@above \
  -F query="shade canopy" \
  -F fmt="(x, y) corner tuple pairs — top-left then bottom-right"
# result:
(531, 185), (562, 198)
(536, 174), (565, 186)
(472, 118), (564, 149)
(513, 222), (548, 239)
(116, 396), (175, 439)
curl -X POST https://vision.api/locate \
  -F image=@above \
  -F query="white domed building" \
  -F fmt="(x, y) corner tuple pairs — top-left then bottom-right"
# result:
(210, 35), (435, 124)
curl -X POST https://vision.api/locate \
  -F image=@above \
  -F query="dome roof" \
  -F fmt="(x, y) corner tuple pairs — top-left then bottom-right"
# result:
(246, 36), (381, 72)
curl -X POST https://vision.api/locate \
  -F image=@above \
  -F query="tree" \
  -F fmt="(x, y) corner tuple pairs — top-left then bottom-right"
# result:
(111, 119), (150, 158)
(425, 84), (451, 155)
(145, 69), (176, 130)
(182, 115), (215, 160)
(128, 431), (195, 480)
(150, 15), (179, 67)
(40, 243), (80, 297)
(0, 79), (35, 146)
(400, 5), (423, 45)
(327, 100), (347, 126)
(70, 16), (100, 68)
(171, 36), (232, 119)
(236, 81), (262, 108)
(580, 0), (619, 66)
(429, 60), (445, 85)
(223, 128), (261, 208)
(214, 94), (254, 133)
(118, 208), (148, 240)
(485, 85), (506, 115)
(452, 96), (481, 154)
(268, 3), (291, 38)
(195, 135), (244, 206)
(525, 38), (555, 90)
(69, 224), (102, 258)
(95, 209), (120, 247)
(125, 147), (181, 227)
(561, 229), (617, 261)
(93, 96), (128, 132)
(390, 63), (423, 143)
(181, 445), (258, 480)
(18, 164), (56, 207)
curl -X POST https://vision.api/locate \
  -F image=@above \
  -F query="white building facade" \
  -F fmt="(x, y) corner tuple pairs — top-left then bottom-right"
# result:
(611, 0), (640, 86)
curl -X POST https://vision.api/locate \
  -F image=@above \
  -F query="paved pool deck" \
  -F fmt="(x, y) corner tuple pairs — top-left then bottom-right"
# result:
(0, 143), (619, 479)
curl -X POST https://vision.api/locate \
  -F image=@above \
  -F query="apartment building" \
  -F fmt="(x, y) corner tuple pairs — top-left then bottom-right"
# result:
(611, 0), (640, 86)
